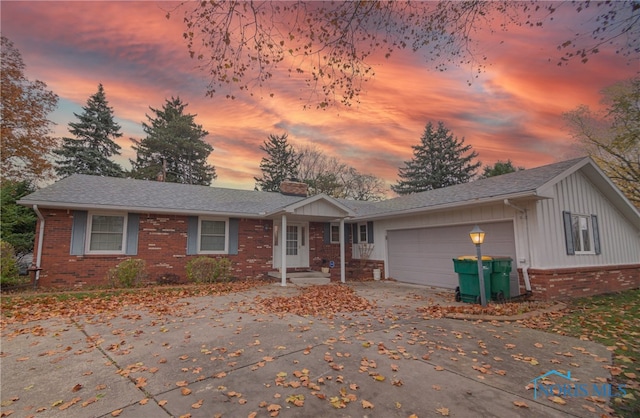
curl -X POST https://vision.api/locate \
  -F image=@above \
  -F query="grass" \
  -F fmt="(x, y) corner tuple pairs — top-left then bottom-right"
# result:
(548, 289), (640, 417)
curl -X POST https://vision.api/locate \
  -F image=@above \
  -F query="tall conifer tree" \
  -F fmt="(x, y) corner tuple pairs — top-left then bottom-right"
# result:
(254, 133), (300, 192)
(54, 84), (124, 177)
(392, 121), (480, 195)
(130, 97), (215, 185)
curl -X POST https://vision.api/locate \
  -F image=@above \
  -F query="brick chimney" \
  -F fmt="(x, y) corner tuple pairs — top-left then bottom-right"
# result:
(279, 180), (308, 197)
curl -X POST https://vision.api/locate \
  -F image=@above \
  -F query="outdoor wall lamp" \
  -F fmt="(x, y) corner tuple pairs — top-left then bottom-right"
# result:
(469, 225), (486, 245)
(469, 225), (487, 306)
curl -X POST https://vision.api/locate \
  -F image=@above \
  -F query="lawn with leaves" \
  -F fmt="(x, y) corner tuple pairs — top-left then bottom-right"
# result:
(545, 289), (640, 417)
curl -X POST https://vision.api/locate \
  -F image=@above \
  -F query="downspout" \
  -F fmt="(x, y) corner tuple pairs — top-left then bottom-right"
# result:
(503, 199), (532, 292)
(32, 205), (45, 288)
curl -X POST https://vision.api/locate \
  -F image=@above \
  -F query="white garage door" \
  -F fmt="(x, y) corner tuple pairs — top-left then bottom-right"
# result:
(387, 222), (518, 294)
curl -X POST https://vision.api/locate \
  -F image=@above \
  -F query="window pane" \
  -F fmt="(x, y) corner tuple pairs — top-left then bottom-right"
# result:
(89, 215), (124, 251)
(201, 235), (225, 251)
(92, 215), (123, 233)
(200, 220), (226, 252)
(359, 224), (367, 242)
(331, 225), (340, 242)
(572, 216), (582, 252)
(286, 226), (298, 255)
(202, 220), (225, 235)
(580, 217), (591, 251)
(90, 232), (123, 251)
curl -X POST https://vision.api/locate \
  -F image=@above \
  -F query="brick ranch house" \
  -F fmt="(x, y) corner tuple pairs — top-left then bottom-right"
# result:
(19, 157), (640, 300)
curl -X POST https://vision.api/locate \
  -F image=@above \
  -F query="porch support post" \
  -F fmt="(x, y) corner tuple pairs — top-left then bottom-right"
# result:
(339, 218), (346, 283)
(281, 214), (287, 286)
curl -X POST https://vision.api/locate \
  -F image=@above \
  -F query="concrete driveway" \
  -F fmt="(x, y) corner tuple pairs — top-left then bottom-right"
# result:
(1, 282), (614, 417)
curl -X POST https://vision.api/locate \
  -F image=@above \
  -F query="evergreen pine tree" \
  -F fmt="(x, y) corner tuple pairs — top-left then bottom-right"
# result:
(392, 121), (480, 195)
(54, 84), (124, 177)
(0, 180), (36, 256)
(130, 97), (216, 185)
(254, 133), (300, 192)
(479, 160), (524, 179)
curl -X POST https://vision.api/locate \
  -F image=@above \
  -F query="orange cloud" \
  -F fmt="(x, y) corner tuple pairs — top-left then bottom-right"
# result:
(2, 1), (637, 192)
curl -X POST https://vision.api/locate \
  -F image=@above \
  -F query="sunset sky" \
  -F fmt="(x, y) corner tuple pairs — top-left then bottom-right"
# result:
(2, 1), (638, 192)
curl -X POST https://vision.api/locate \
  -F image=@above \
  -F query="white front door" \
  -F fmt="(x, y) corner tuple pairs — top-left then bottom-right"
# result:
(273, 222), (309, 269)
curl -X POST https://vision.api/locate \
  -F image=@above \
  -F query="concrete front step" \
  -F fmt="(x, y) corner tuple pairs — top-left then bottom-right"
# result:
(267, 271), (331, 285)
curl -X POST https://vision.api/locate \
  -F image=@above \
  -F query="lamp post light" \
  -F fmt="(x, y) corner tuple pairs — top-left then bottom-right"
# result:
(469, 225), (487, 307)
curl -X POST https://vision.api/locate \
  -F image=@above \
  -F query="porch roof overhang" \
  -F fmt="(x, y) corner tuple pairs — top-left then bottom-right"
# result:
(264, 193), (355, 221)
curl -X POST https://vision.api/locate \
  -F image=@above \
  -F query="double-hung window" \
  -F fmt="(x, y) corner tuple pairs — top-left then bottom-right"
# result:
(199, 219), (228, 253)
(330, 223), (340, 244)
(572, 214), (592, 253)
(562, 211), (600, 255)
(87, 213), (126, 253)
(358, 223), (368, 243)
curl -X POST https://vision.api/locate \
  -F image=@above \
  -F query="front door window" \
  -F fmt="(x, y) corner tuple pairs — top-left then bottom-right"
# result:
(286, 225), (298, 255)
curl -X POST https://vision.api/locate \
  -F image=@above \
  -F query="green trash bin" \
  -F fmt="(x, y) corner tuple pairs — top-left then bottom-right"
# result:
(489, 257), (512, 302)
(452, 256), (492, 304)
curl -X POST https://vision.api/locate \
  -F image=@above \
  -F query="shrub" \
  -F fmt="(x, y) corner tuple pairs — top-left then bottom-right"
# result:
(1, 241), (20, 286)
(107, 259), (147, 288)
(186, 257), (232, 283)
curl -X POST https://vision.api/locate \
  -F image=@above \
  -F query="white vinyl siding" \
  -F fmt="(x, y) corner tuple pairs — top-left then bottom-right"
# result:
(536, 171), (639, 268)
(86, 213), (126, 254)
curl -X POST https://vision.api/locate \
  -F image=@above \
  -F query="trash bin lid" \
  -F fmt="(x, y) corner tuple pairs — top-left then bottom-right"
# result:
(457, 255), (492, 261)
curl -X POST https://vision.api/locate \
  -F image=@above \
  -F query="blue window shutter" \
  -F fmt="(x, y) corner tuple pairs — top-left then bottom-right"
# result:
(70, 210), (88, 255)
(562, 211), (575, 255)
(367, 221), (374, 244)
(187, 216), (198, 255)
(344, 223), (351, 242)
(323, 223), (330, 244)
(229, 218), (239, 255)
(591, 214), (601, 255)
(352, 223), (358, 243)
(125, 213), (139, 255)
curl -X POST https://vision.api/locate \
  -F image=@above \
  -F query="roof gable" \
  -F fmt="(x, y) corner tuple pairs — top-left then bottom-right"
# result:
(269, 193), (355, 219)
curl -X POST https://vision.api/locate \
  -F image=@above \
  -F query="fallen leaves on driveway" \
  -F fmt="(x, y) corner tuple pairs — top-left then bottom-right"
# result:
(255, 284), (376, 318)
(417, 301), (555, 319)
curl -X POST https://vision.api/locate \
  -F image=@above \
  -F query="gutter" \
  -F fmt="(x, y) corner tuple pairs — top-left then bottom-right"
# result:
(17, 201), (266, 219)
(32, 205), (45, 288)
(503, 199), (532, 293)
(353, 191), (542, 222)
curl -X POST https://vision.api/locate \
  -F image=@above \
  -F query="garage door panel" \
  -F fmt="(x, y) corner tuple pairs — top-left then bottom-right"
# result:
(387, 222), (518, 292)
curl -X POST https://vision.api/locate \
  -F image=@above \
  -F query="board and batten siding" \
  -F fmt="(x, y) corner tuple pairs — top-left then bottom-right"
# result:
(533, 170), (640, 268)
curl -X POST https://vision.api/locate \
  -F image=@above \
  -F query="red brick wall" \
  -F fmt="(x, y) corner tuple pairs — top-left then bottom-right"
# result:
(307, 222), (384, 281)
(33, 213), (385, 288)
(518, 264), (640, 301)
(34, 209), (275, 288)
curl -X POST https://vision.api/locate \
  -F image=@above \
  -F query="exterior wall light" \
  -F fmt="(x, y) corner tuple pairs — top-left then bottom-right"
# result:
(469, 225), (487, 306)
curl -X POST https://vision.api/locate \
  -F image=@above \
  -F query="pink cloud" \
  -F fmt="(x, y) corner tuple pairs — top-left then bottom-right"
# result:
(2, 1), (637, 192)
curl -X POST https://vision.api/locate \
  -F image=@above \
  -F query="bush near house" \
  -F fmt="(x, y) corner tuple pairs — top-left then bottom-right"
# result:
(1, 241), (20, 286)
(107, 259), (148, 288)
(186, 256), (232, 283)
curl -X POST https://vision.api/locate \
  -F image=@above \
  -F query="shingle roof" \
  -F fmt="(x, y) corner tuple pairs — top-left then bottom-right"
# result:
(342, 157), (587, 217)
(19, 158), (588, 218)
(19, 174), (306, 216)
